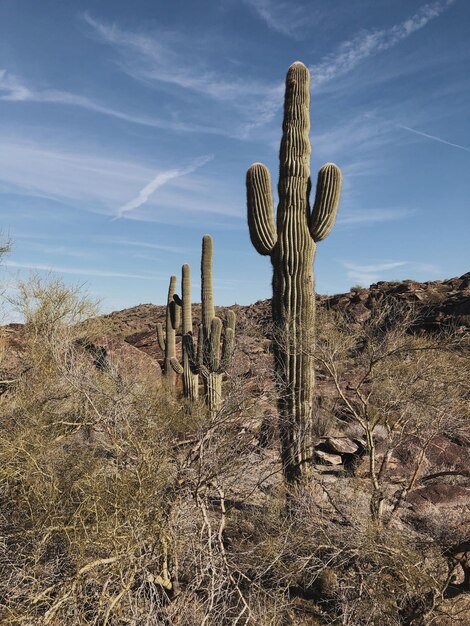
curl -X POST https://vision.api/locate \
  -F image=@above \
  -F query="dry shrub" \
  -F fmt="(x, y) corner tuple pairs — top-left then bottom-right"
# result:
(1, 279), (189, 624)
(0, 277), (468, 625)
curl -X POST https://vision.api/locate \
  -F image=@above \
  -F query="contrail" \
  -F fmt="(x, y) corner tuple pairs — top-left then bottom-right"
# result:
(398, 124), (470, 153)
(116, 154), (213, 219)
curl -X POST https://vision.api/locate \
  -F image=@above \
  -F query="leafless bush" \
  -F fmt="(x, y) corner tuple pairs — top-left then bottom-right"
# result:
(314, 300), (469, 523)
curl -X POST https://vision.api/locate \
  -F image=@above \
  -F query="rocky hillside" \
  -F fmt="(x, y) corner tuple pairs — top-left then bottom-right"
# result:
(2, 273), (468, 381)
(96, 272), (470, 359)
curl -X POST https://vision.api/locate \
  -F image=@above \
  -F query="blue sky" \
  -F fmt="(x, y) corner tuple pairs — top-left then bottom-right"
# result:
(1, 0), (469, 317)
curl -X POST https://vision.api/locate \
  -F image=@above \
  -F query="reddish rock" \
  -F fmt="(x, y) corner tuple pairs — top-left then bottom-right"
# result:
(425, 436), (470, 473)
(407, 484), (470, 510)
(314, 450), (343, 465)
(79, 336), (162, 385)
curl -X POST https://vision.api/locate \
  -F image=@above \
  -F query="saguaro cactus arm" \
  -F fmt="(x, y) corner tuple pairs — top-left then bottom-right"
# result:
(170, 356), (184, 375)
(170, 299), (181, 333)
(247, 164), (277, 255)
(158, 275), (180, 385)
(309, 163), (342, 242)
(180, 264), (191, 333)
(209, 317), (222, 371)
(195, 323), (203, 368)
(183, 332), (197, 369)
(220, 310), (236, 371)
(168, 264), (200, 402)
(156, 323), (166, 352)
(172, 264), (196, 371)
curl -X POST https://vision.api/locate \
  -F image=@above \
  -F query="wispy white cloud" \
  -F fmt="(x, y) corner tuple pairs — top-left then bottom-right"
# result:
(116, 155), (213, 218)
(0, 69), (225, 135)
(337, 207), (415, 226)
(397, 124), (470, 153)
(241, 0), (318, 37)
(31, 244), (93, 259)
(413, 262), (442, 275)
(312, 99), (469, 173)
(0, 141), (151, 209)
(314, 113), (396, 156)
(310, 0), (455, 89)
(10, 235), (94, 259)
(84, 14), (250, 100)
(93, 237), (193, 254)
(341, 260), (445, 286)
(343, 261), (408, 286)
(0, 141), (241, 223)
(83, 14), (282, 132)
(4, 260), (161, 280)
(0, 69), (156, 125)
(345, 261), (408, 272)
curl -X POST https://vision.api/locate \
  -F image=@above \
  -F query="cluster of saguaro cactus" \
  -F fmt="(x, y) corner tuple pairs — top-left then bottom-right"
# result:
(246, 61), (342, 484)
(158, 236), (235, 416)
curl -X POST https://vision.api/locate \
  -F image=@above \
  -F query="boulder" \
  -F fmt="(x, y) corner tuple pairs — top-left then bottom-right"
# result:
(314, 450), (343, 465)
(78, 336), (162, 386)
(407, 484), (470, 511)
(325, 437), (359, 455)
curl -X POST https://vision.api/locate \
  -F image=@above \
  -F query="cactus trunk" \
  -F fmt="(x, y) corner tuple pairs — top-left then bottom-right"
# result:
(272, 245), (316, 483)
(180, 264), (198, 401)
(274, 62), (315, 483)
(200, 236), (223, 417)
(205, 372), (222, 417)
(246, 62), (342, 484)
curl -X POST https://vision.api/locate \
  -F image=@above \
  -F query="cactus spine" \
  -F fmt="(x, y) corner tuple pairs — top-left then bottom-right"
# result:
(157, 275), (181, 386)
(170, 264), (199, 402)
(191, 235), (235, 416)
(246, 62), (342, 484)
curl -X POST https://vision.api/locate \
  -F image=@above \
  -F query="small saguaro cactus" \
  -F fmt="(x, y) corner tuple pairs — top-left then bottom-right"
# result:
(246, 61), (342, 484)
(157, 275), (181, 387)
(169, 263), (199, 402)
(186, 235), (236, 416)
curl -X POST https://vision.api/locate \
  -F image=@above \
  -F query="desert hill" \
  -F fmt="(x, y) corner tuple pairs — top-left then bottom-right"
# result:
(2, 272), (468, 398)
(95, 272), (470, 358)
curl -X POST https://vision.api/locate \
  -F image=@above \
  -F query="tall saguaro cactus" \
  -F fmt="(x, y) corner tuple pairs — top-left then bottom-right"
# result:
(157, 275), (181, 387)
(170, 264), (199, 402)
(246, 62), (342, 484)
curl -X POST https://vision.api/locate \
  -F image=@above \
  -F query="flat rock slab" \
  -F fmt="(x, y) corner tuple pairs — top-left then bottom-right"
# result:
(407, 484), (470, 511)
(314, 450), (343, 465)
(325, 437), (359, 455)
